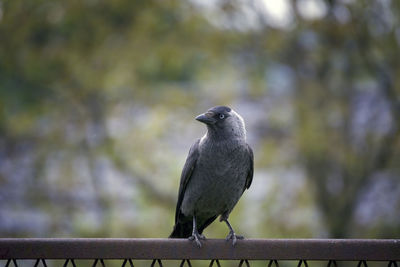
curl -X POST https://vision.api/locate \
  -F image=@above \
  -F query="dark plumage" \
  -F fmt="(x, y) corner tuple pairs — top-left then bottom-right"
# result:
(169, 106), (254, 247)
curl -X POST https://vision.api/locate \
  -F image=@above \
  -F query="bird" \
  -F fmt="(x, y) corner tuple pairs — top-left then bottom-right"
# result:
(169, 105), (254, 247)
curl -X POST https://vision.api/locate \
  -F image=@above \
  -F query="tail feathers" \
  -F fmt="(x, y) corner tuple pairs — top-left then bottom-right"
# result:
(169, 215), (218, 238)
(169, 222), (192, 238)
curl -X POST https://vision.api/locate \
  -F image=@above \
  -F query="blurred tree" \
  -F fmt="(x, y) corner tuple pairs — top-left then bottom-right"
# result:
(236, 0), (400, 237)
(290, 0), (400, 237)
(0, 0), (399, 242)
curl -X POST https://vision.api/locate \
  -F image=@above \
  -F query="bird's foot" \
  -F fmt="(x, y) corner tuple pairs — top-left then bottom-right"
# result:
(225, 230), (244, 247)
(188, 232), (206, 248)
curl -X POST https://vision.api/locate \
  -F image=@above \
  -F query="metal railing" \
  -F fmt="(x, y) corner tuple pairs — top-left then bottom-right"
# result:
(0, 239), (399, 266)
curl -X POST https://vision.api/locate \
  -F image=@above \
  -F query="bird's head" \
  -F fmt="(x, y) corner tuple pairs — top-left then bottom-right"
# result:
(195, 106), (246, 140)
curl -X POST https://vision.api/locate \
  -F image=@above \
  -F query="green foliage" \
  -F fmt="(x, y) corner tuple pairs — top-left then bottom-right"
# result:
(0, 0), (399, 242)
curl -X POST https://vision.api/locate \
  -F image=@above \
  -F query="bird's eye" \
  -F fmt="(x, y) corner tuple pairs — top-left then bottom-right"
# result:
(219, 114), (225, 119)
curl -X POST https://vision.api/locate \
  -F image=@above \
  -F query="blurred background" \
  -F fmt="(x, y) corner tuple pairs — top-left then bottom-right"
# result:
(1, 0), (400, 244)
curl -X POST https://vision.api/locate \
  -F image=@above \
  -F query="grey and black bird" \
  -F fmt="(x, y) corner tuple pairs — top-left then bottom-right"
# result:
(169, 106), (254, 247)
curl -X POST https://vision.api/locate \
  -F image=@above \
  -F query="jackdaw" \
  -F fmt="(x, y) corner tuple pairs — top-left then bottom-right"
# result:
(169, 106), (254, 247)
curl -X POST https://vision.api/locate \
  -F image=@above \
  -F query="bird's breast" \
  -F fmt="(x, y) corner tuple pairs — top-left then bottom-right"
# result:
(198, 140), (247, 176)
(180, 141), (248, 217)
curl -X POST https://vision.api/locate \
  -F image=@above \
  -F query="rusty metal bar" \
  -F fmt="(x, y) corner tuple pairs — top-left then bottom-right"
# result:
(0, 238), (399, 260)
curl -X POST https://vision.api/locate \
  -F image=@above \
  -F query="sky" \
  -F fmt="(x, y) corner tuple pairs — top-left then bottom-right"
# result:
(191, 0), (331, 30)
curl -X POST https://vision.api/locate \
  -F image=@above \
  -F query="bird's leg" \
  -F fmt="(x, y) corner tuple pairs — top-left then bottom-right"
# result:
(223, 219), (244, 247)
(188, 215), (205, 248)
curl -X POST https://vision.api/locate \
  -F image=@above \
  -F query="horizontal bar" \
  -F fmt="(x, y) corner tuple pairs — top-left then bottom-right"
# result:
(0, 238), (399, 260)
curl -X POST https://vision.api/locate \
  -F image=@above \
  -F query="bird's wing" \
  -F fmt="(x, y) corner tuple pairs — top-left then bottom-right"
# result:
(245, 144), (254, 189)
(174, 139), (201, 223)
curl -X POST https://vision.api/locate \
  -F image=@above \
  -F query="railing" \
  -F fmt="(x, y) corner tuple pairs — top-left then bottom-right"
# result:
(0, 239), (399, 266)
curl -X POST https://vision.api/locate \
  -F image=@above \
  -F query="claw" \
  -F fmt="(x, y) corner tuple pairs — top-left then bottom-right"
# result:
(189, 215), (205, 248)
(188, 232), (203, 248)
(223, 219), (244, 247)
(225, 231), (244, 246)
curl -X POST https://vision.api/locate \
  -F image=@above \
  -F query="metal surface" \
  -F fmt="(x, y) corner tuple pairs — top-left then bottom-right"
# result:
(0, 238), (399, 260)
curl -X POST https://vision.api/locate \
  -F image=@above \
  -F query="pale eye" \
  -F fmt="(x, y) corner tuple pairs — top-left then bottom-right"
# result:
(219, 114), (225, 119)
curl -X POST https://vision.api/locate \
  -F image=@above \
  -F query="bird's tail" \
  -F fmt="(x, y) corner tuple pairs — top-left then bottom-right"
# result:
(169, 222), (192, 238)
(169, 215), (218, 238)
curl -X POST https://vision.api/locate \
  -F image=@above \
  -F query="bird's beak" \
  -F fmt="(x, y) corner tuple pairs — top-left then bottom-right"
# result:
(195, 112), (217, 124)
